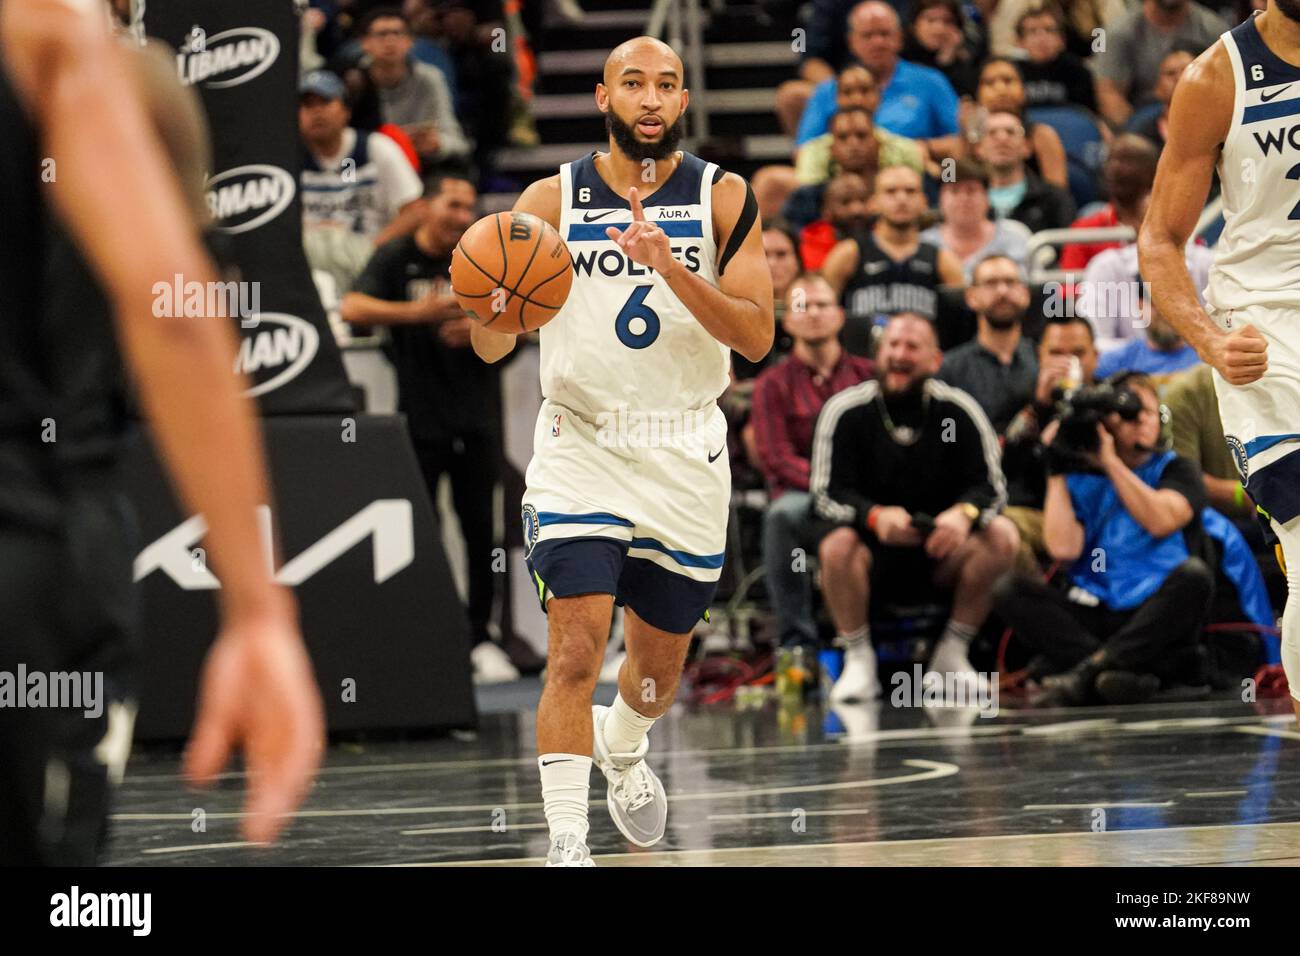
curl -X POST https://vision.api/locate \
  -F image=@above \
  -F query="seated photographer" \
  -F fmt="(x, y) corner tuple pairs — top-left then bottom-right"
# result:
(993, 372), (1214, 706)
(752, 274), (874, 656)
(810, 314), (1019, 703)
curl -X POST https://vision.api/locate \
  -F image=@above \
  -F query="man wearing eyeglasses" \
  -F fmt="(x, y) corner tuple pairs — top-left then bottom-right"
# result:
(937, 253), (1038, 434)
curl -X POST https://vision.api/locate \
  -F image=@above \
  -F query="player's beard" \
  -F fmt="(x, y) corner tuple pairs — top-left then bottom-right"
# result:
(1276, 0), (1300, 22)
(607, 110), (684, 162)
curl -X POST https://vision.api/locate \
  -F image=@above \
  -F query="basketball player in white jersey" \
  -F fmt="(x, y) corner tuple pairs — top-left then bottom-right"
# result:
(471, 36), (773, 865)
(1140, 3), (1300, 723)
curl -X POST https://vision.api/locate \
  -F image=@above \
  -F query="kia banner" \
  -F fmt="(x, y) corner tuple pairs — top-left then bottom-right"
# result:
(123, 415), (477, 739)
(143, 0), (355, 415)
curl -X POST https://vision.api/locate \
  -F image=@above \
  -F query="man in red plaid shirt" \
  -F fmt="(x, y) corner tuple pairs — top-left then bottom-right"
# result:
(752, 273), (874, 653)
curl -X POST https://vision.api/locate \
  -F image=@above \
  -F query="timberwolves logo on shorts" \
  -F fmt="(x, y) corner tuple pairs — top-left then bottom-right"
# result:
(1225, 435), (1250, 486)
(522, 504), (540, 558)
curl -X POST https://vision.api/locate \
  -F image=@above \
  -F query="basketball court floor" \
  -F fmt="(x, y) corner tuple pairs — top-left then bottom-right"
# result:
(103, 689), (1300, 867)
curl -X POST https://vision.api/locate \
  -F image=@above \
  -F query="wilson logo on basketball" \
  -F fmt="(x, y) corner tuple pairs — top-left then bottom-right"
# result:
(175, 27), (281, 89)
(205, 165), (296, 234)
(234, 313), (320, 397)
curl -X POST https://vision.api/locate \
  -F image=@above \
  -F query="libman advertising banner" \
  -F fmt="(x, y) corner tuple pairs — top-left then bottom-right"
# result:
(142, 0), (355, 415)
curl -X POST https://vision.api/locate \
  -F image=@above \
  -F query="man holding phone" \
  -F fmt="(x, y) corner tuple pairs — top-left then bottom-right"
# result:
(810, 313), (1020, 703)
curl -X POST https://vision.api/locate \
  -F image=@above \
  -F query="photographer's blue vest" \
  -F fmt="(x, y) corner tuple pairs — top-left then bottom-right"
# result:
(1066, 451), (1189, 611)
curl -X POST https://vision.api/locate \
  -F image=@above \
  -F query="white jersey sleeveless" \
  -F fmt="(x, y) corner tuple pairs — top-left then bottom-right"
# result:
(1210, 13), (1300, 312)
(541, 149), (731, 420)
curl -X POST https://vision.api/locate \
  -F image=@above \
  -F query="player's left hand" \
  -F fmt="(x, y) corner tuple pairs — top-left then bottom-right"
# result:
(926, 504), (973, 560)
(607, 187), (676, 274)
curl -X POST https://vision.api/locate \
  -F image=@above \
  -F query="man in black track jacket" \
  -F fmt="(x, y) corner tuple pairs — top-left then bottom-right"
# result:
(810, 312), (1019, 703)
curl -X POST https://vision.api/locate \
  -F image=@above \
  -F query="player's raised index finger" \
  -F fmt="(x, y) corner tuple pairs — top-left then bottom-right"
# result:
(628, 187), (645, 221)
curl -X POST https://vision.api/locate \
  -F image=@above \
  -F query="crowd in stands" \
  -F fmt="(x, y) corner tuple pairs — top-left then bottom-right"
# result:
(292, 0), (1283, 704)
(740, 0), (1280, 707)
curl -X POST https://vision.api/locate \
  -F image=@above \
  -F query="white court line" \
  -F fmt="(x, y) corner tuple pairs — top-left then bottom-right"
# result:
(401, 823), (549, 836)
(122, 713), (1286, 784)
(707, 808), (872, 821)
(1022, 802), (1175, 810)
(1235, 725), (1300, 741)
(1020, 718), (1119, 736)
(143, 842), (255, 855)
(120, 732), (988, 783)
(111, 759), (958, 822)
(1184, 791), (1248, 798)
(394, 819), (1300, 867)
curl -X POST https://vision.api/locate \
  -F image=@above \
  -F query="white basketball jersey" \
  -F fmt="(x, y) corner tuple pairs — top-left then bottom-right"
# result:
(541, 149), (731, 420)
(1211, 13), (1300, 312)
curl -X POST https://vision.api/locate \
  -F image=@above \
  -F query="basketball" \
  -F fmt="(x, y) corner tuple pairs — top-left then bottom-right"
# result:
(451, 211), (573, 332)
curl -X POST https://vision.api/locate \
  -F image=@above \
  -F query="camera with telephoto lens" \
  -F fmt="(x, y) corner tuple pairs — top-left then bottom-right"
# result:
(1046, 383), (1143, 473)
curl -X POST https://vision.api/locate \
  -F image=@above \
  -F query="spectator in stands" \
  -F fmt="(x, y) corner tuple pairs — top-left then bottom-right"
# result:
(972, 110), (1076, 231)
(777, 0), (857, 136)
(988, 0), (1125, 60)
(1077, 242), (1213, 352)
(901, 0), (981, 98)
(957, 57), (1068, 189)
(432, 0), (520, 164)
(1014, 4), (1099, 114)
(784, 107), (894, 231)
(795, 1), (962, 152)
(811, 313), (1018, 701)
(994, 372), (1214, 705)
(796, 68), (925, 186)
(1095, 299), (1201, 383)
(1000, 315), (1100, 568)
(1092, 0), (1228, 129)
(733, 220), (805, 379)
(299, 70), (424, 291)
(823, 165), (965, 356)
(361, 7), (472, 175)
(1127, 44), (1197, 151)
(764, 220), (805, 331)
(938, 254), (1038, 433)
(799, 172), (872, 271)
(341, 175), (519, 683)
(1058, 134), (1158, 271)
(920, 158), (1031, 281)
(753, 274), (875, 655)
(753, 166), (801, 223)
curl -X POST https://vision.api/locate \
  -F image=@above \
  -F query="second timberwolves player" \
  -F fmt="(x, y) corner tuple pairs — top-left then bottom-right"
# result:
(1141, 5), (1300, 722)
(472, 37), (773, 865)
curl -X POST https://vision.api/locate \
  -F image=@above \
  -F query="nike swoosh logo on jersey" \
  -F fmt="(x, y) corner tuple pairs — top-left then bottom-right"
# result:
(583, 209), (618, 222)
(1261, 85), (1292, 102)
(708, 446), (725, 463)
(864, 261), (888, 274)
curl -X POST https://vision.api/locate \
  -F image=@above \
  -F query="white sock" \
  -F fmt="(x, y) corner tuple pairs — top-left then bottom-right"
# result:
(839, 624), (871, 650)
(602, 694), (656, 755)
(932, 621), (977, 669)
(538, 754), (592, 841)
